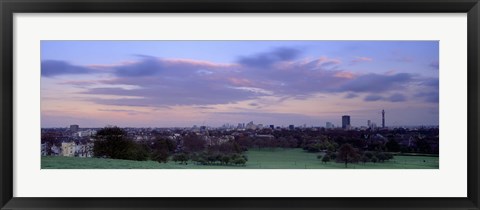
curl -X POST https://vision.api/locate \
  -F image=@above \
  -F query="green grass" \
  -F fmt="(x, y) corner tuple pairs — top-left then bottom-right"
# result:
(41, 148), (439, 169)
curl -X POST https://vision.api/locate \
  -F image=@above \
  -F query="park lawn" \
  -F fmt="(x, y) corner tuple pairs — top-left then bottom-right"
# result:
(41, 148), (439, 169)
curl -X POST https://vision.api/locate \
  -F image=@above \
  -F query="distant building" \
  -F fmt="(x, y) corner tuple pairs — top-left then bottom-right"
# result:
(289, 125), (295, 130)
(50, 145), (61, 156)
(342, 115), (351, 129)
(75, 143), (94, 158)
(382, 109), (386, 128)
(326, 122), (334, 129)
(76, 129), (96, 137)
(237, 123), (244, 129)
(61, 142), (76, 157)
(70, 124), (79, 132)
(269, 125), (275, 129)
(41, 143), (48, 156)
(246, 121), (256, 130)
(367, 120), (371, 128)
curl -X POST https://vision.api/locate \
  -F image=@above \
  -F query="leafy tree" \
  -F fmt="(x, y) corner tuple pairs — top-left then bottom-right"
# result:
(172, 153), (189, 164)
(329, 152), (337, 160)
(386, 139), (400, 152)
(152, 138), (175, 163)
(93, 126), (148, 161)
(221, 155), (231, 165)
(153, 149), (169, 163)
(364, 151), (374, 159)
(321, 155), (330, 164)
(232, 156), (247, 166)
(182, 133), (206, 153)
(361, 155), (370, 164)
(416, 138), (431, 154)
(336, 143), (359, 168)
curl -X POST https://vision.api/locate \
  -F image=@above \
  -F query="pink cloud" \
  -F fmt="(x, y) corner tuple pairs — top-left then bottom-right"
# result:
(334, 71), (356, 79)
(351, 56), (373, 63)
(384, 69), (397, 75)
(162, 58), (236, 68)
(228, 77), (255, 86)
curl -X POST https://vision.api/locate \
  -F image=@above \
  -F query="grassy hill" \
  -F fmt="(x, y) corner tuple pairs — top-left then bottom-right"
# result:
(41, 148), (439, 169)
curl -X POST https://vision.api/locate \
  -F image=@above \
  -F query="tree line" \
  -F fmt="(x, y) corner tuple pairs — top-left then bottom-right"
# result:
(93, 126), (247, 166)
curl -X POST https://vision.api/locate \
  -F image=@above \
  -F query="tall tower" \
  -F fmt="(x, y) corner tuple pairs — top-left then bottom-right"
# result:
(382, 110), (385, 128)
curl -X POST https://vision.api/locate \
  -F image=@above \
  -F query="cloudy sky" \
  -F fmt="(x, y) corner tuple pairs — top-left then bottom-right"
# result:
(41, 41), (439, 128)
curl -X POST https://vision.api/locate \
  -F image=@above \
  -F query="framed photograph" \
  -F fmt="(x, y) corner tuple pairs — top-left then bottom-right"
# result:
(1, 0), (479, 209)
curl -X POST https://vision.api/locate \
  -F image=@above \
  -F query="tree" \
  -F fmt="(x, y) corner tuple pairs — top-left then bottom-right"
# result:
(321, 155), (330, 164)
(376, 152), (387, 162)
(364, 151), (374, 159)
(182, 133), (206, 153)
(361, 155), (370, 164)
(416, 138), (431, 154)
(93, 126), (148, 161)
(152, 138), (175, 163)
(336, 143), (359, 168)
(232, 156), (247, 166)
(221, 155), (231, 165)
(172, 153), (189, 164)
(153, 149), (169, 163)
(386, 139), (400, 152)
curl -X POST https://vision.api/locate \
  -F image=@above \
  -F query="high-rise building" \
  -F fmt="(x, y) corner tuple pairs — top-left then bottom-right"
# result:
(246, 121), (256, 130)
(382, 110), (385, 128)
(367, 120), (371, 128)
(342, 115), (350, 129)
(70, 124), (79, 132)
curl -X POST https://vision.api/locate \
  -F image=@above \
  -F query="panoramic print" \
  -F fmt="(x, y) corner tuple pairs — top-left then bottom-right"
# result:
(41, 41), (439, 169)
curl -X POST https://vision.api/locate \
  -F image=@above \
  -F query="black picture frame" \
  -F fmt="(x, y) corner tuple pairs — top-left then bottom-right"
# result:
(1, 0), (479, 209)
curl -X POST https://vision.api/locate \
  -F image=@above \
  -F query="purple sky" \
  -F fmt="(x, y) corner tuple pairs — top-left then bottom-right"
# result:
(41, 41), (439, 128)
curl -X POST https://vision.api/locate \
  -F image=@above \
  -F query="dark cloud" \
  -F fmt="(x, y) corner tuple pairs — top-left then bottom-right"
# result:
(237, 47), (301, 68)
(336, 73), (412, 93)
(387, 93), (407, 102)
(195, 106), (216, 110)
(344, 93), (358, 99)
(429, 61), (439, 70)
(114, 57), (164, 77)
(421, 78), (439, 87)
(364, 95), (383, 101)
(84, 79), (266, 107)
(41, 60), (94, 77)
(51, 47), (437, 108)
(415, 91), (439, 103)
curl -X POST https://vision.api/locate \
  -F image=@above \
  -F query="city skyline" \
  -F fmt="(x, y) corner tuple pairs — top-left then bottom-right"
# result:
(41, 41), (439, 127)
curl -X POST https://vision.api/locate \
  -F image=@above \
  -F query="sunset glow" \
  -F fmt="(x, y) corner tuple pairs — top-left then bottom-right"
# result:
(41, 41), (439, 128)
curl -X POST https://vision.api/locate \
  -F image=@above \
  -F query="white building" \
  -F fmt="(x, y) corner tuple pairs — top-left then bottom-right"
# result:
(61, 142), (76, 157)
(75, 143), (94, 158)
